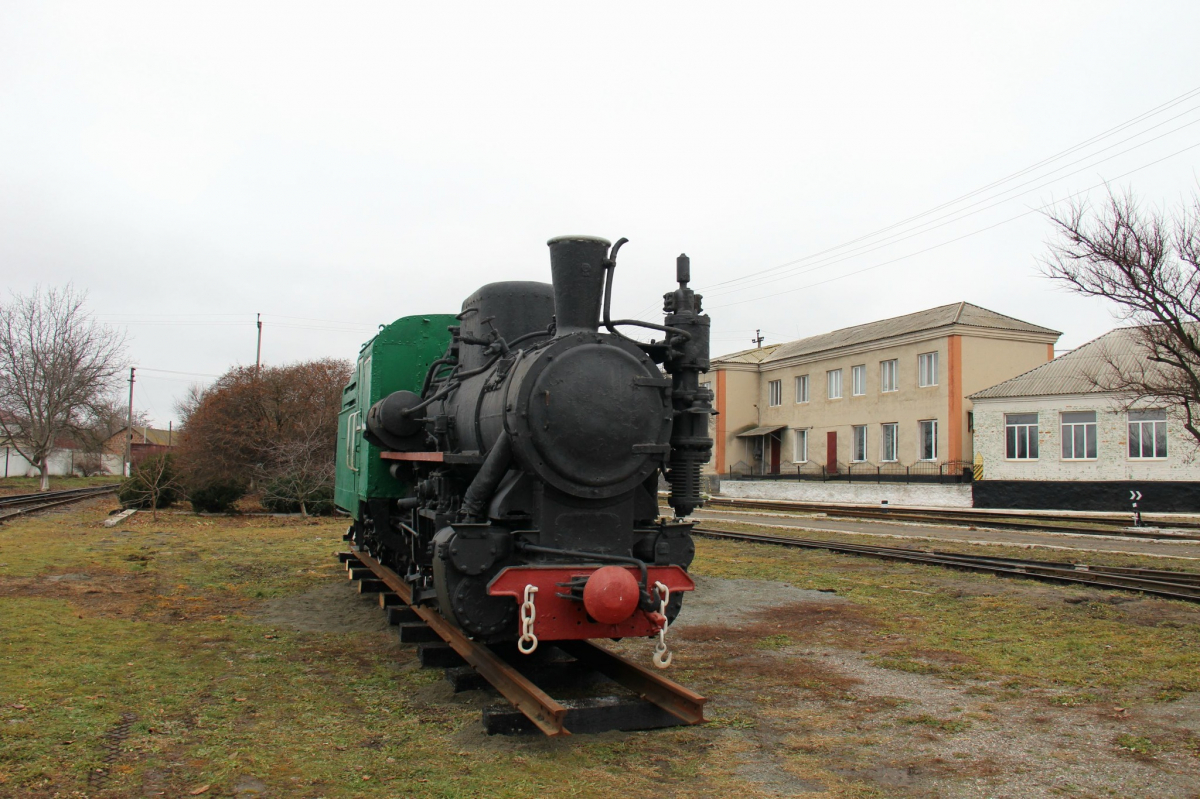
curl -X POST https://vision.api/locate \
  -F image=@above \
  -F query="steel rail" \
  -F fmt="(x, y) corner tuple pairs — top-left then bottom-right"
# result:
(921, 550), (1200, 586)
(0, 486), (118, 522)
(555, 641), (706, 726)
(346, 546), (707, 735)
(349, 546), (570, 736)
(0, 485), (117, 508)
(702, 497), (1200, 539)
(694, 527), (1200, 604)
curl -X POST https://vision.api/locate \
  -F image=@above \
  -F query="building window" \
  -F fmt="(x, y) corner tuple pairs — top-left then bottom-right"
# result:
(880, 359), (898, 393)
(768, 379), (782, 407)
(852, 425), (867, 462)
(1061, 411), (1097, 460)
(918, 351), (939, 387)
(851, 365), (866, 396)
(795, 374), (809, 403)
(881, 422), (898, 462)
(827, 369), (842, 399)
(1128, 409), (1167, 459)
(1005, 413), (1038, 459)
(793, 428), (808, 462)
(918, 419), (937, 460)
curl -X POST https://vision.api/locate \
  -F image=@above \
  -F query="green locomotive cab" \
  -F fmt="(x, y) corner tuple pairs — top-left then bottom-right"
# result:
(335, 314), (458, 521)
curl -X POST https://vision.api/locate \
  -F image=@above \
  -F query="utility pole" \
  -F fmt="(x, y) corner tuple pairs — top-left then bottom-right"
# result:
(124, 367), (135, 477)
(752, 329), (764, 348)
(255, 313), (263, 377)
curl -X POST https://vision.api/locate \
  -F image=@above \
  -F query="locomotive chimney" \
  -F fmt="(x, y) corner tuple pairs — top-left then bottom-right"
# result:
(547, 235), (611, 335)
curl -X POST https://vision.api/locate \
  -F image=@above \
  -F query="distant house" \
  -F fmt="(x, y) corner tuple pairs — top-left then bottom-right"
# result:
(970, 327), (1199, 511)
(708, 302), (1060, 477)
(102, 426), (178, 468)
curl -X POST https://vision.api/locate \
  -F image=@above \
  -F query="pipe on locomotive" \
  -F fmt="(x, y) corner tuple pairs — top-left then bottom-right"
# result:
(546, 235), (611, 335)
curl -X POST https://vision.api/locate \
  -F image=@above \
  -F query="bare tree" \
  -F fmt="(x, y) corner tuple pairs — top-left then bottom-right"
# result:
(1041, 187), (1200, 444)
(0, 286), (126, 490)
(70, 395), (150, 474)
(261, 427), (336, 516)
(121, 453), (180, 521)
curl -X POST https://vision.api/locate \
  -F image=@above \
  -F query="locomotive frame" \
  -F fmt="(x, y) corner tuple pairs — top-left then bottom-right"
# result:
(336, 235), (713, 668)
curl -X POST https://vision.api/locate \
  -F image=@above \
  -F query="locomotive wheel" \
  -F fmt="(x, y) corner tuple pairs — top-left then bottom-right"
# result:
(451, 576), (516, 639)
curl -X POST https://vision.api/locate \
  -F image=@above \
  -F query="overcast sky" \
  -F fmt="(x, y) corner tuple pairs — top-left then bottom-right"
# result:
(2, 2), (1199, 427)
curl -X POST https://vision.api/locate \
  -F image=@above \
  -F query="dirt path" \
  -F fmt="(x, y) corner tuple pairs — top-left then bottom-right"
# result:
(664, 575), (1200, 797)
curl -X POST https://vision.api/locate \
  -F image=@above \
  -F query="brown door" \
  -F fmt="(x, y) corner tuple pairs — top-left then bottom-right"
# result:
(769, 433), (781, 474)
(826, 431), (837, 473)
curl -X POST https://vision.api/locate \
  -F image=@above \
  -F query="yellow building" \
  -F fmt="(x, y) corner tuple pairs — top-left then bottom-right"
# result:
(707, 302), (1060, 476)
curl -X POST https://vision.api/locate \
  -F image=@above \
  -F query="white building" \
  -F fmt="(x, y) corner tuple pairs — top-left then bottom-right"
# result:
(970, 327), (1199, 511)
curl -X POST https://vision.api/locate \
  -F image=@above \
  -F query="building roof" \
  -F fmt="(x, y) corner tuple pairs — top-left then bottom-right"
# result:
(735, 424), (787, 437)
(104, 426), (178, 447)
(969, 327), (1144, 400)
(713, 302), (1060, 366)
(711, 344), (781, 364)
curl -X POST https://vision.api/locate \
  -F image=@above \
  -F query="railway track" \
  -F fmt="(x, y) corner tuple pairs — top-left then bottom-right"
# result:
(703, 496), (1200, 539)
(0, 485), (118, 521)
(694, 526), (1200, 603)
(341, 546), (707, 737)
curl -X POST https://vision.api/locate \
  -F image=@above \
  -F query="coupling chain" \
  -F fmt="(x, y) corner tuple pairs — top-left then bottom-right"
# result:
(517, 583), (539, 654)
(652, 580), (672, 669)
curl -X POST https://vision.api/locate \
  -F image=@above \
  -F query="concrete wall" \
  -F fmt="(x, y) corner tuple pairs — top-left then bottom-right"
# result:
(709, 367), (760, 474)
(974, 480), (1200, 512)
(719, 479), (973, 508)
(959, 336), (1054, 462)
(973, 394), (1200, 481)
(1, 447), (122, 477)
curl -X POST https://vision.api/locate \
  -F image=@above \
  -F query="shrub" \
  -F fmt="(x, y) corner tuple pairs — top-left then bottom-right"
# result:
(188, 481), (246, 513)
(260, 477), (335, 516)
(118, 454), (178, 509)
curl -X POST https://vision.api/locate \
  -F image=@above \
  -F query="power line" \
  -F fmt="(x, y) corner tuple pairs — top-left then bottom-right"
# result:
(700, 114), (1200, 301)
(624, 83), (1200, 322)
(706, 138), (1200, 310)
(701, 85), (1200, 294)
(138, 368), (221, 377)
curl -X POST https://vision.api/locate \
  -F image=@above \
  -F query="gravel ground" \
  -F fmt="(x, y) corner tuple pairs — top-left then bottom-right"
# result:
(273, 571), (1200, 797)
(253, 581), (393, 633)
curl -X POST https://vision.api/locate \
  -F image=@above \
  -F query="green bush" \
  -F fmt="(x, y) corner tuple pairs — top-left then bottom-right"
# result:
(260, 478), (335, 516)
(188, 481), (246, 513)
(118, 454), (178, 509)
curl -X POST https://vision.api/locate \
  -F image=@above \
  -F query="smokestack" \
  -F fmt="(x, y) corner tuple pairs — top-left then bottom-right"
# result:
(546, 235), (610, 335)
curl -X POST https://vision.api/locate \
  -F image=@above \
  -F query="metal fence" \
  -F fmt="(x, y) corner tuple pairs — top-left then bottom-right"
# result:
(724, 459), (973, 484)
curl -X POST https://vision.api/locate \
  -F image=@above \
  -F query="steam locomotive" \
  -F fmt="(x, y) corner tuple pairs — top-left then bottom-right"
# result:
(335, 236), (712, 666)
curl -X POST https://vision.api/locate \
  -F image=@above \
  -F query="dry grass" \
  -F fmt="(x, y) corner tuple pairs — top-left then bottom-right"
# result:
(0, 475), (121, 497)
(0, 501), (758, 799)
(4, 502), (1200, 797)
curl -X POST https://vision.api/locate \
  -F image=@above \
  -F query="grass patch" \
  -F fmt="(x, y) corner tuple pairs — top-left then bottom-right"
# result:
(899, 714), (971, 733)
(691, 525), (1200, 699)
(0, 501), (761, 798)
(1115, 734), (1158, 756)
(753, 633), (794, 650)
(0, 475), (121, 496)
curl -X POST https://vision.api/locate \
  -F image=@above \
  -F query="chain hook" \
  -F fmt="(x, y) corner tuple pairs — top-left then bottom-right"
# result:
(518, 584), (539, 654)
(652, 580), (672, 669)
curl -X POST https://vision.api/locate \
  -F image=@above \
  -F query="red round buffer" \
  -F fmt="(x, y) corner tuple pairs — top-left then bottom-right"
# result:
(582, 566), (641, 624)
